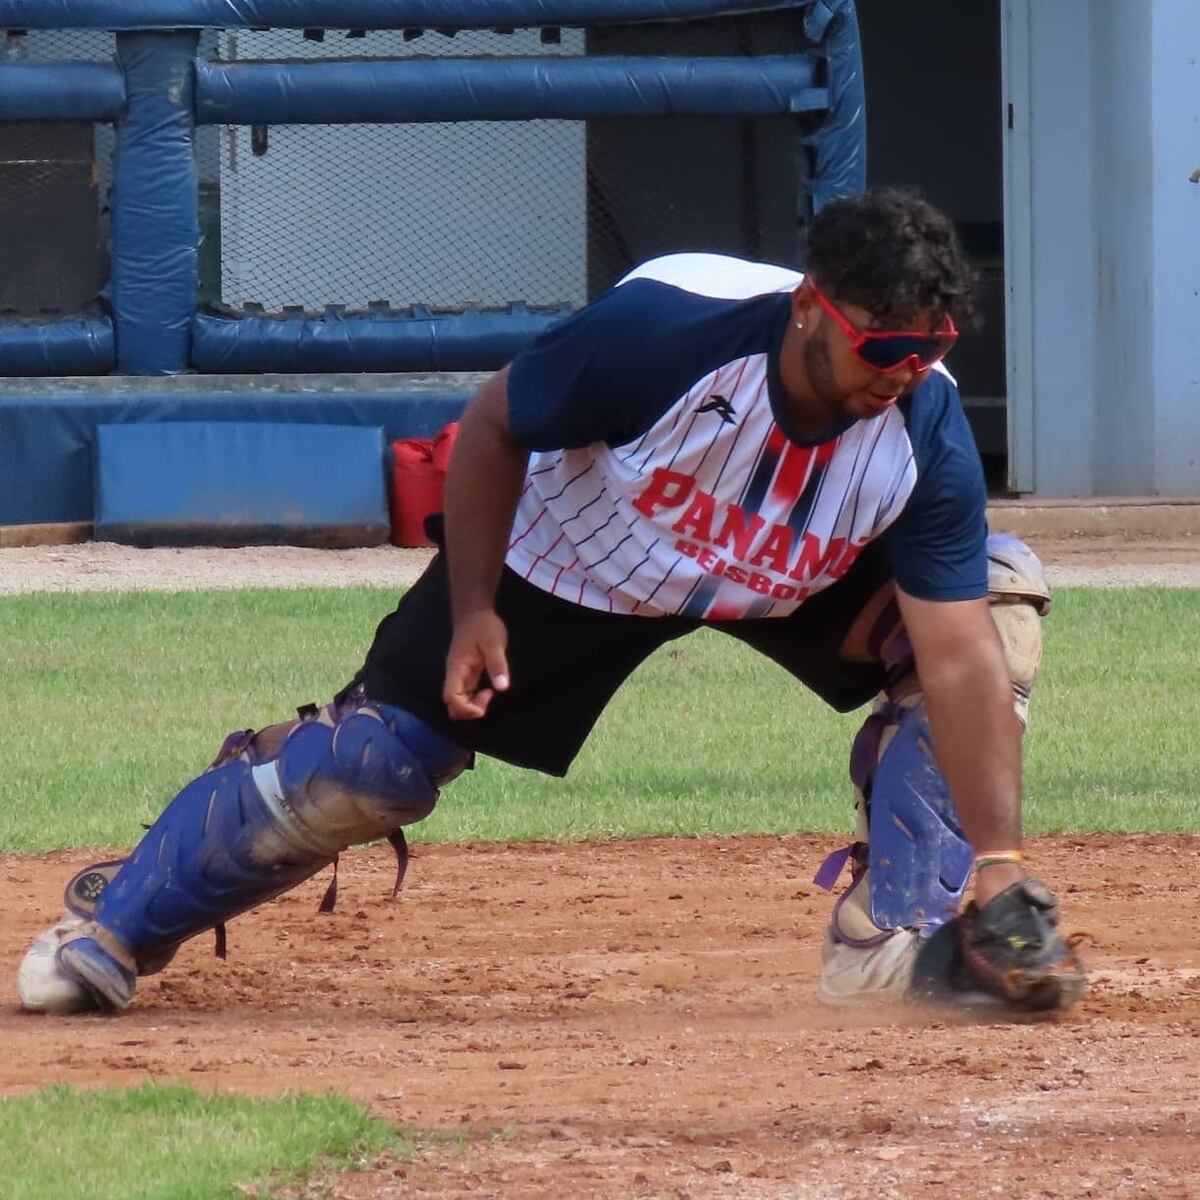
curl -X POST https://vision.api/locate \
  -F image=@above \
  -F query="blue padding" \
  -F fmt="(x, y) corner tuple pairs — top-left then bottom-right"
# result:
(0, 63), (125, 121)
(196, 56), (825, 125)
(192, 308), (571, 373)
(85, 759), (326, 966)
(94, 420), (390, 545)
(81, 701), (464, 968)
(802, 0), (866, 210)
(0, 0), (806, 31)
(0, 318), (115, 377)
(0, 381), (470, 525)
(112, 32), (199, 376)
(867, 706), (973, 933)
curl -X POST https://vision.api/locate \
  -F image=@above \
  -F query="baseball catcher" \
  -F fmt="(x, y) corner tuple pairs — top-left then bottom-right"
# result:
(815, 534), (1085, 1011)
(19, 189), (1085, 1017)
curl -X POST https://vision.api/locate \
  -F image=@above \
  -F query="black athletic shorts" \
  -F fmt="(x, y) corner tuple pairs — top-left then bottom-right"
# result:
(349, 538), (894, 777)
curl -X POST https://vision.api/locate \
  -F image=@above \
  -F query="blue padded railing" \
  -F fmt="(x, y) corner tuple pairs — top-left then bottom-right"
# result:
(194, 56), (827, 125)
(0, 320), (116, 376)
(192, 304), (575, 375)
(0, 63), (126, 121)
(0, 0), (807, 30)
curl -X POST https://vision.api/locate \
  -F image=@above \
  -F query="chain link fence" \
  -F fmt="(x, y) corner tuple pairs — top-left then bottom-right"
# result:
(0, 30), (115, 315)
(0, 15), (811, 317)
(208, 16), (807, 314)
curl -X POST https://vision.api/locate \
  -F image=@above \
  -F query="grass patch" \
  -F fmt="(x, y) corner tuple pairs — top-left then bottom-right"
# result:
(1025, 587), (1200, 831)
(0, 1083), (406, 1200)
(0, 586), (1196, 850)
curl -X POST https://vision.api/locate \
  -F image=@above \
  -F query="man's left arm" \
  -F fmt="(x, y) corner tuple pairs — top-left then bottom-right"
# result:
(894, 587), (1026, 908)
(898, 586), (1088, 1011)
(885, 379), (1086, 1011)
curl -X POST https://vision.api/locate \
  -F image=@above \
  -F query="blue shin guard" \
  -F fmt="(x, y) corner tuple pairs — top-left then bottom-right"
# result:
(864, 704), (972, 934)
(57, 702), (468, 1008)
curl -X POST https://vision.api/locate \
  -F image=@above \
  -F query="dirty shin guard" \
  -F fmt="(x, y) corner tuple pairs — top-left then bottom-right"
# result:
(860, 703), (973, 934)
(56, 703), (469, 1007)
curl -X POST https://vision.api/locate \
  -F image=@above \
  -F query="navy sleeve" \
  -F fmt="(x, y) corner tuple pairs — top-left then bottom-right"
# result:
(506, 279), (784, 451)
(883, 372), (989, 602)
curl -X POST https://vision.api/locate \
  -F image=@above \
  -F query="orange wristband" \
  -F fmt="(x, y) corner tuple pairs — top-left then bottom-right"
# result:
(974, 851), (1024, 871)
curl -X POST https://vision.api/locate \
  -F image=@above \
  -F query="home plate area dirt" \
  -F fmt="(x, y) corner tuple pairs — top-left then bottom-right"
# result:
(4, 835), (1199, 1199)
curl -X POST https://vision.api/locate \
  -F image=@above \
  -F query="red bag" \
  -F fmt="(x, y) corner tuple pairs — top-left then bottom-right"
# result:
(388, 421), (459, 547)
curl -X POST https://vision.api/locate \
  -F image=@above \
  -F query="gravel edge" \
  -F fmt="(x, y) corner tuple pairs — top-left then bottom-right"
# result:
(1, 541), (1198, 594)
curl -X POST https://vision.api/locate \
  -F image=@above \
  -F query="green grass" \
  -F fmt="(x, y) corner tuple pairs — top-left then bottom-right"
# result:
(0, 1083), (406, 1200)
(0, 586), (1196, 851)
(1026, 587), (1200, 831)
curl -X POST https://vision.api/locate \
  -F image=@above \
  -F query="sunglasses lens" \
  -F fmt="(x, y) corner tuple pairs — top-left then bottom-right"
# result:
(856, 333), (955, 372)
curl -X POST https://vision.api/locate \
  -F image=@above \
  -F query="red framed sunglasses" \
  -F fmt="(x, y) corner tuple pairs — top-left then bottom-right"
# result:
(807, 278), (958, 374)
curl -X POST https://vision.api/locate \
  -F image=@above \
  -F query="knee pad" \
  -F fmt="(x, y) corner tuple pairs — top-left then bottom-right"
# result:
(987, 533), (1052, 614)
(250, 704), (467, 862)
(850, 534), (1050, 720)
(70, 701), (469, 970)
(987, 533), (1051, 727)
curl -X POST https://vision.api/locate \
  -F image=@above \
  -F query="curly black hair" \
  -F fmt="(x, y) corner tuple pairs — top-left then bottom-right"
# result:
(804, 187), (978, 329)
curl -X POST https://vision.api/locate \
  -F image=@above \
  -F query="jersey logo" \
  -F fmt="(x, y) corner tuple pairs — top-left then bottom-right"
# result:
(697, 394), (737, 425)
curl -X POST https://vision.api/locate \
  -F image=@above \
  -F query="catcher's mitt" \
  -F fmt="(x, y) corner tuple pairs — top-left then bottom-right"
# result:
(910, 877), (1087, 1013)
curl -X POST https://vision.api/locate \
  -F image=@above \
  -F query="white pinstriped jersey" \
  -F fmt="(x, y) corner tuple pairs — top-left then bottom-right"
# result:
(504, 254), (987, 619)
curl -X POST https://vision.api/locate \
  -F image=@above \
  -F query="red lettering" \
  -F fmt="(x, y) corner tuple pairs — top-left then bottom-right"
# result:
(674, 538), (700, 558)
(771, 583), (798, 600)
(748, 572), (772, 595)
(724, 565), (747, 584)
(788, 531), (824, 580)
(670, 490), (716, 541)
(633, 467), (695, 518)
(788, 533), (846, 581)
(714, 505), (766, 559)
(697, 547), (719, 572)
(750, 524), (794, 573)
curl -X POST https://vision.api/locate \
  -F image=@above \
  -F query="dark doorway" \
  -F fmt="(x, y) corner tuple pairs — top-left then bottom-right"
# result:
(855, 0), (1008, 492)
(584, 12), (818, 297)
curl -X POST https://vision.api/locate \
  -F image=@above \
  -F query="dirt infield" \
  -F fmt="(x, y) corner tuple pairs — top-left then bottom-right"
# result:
(4, 836), (1199, 1198)
(4, 531), (1198, 1195)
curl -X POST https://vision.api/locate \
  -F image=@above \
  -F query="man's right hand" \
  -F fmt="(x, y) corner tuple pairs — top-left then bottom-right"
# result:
(440, 365), (528, 722)
(443, 610), (511, 720)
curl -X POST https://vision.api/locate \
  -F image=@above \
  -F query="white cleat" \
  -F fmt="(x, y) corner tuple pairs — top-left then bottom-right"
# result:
(17, 914), (97, 1014)
(815, 928), (922, 1007)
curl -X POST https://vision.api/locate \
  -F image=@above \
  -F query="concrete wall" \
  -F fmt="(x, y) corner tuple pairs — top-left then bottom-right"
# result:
(1012, 0), (1199, 495)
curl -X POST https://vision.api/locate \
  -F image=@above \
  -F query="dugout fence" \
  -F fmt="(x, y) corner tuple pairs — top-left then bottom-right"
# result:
(0, 0), (865, 527)
(0, 0), (864, 377)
